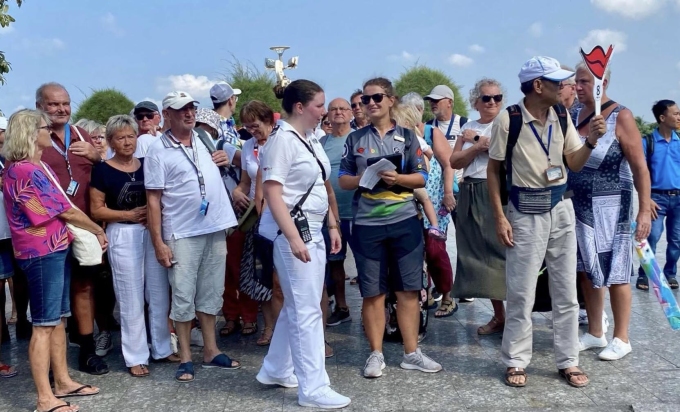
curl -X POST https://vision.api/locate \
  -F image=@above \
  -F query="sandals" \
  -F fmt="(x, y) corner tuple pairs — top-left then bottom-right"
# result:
(151, 353), (180, 363)
(175, 362), (195, 382)
(504, 367), (527, 387)
(241, 321), (258, 336)
(54, 384), (99, 399)
(128, 365), (149, 378)
(636, 276), (649, 291)
(558, 368), (589, 388)
(219, 320), (240, 337)
(257, 327), (273, 346)
(325, 341), (334, 358)
(0, 363), (17, 378)
(202, 353), (241, 370)
(435, 300), (458, 318)
(669, 278), (679, 290)
(34, 401), (78, 412)
(478, 317), (505, 335)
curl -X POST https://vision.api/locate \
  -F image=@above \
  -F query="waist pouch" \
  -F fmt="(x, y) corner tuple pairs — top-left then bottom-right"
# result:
(509, 184), (567, 214)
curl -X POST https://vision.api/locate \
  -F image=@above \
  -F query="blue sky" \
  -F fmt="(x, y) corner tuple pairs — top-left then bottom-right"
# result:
(1, 0), (679, 121)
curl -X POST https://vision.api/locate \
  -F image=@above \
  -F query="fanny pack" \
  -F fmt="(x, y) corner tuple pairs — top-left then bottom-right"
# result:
(509, 184), (567, 214)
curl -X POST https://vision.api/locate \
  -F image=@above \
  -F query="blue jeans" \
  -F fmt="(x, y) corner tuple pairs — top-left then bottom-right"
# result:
(17, 248), (71, 326)
(638, 193), (680, 280)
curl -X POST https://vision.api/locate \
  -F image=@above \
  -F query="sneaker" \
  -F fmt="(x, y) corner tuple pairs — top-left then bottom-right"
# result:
(79, 354), (110, 375)
(95, 331), (113, 357)
(603, 311), (609, 334)
(598, 337), (632, 361)
(326, 307), (351, 327)
(400, 348), (442, 373)
(459, 297), (475, 303)
(579, 332), (608, 351)
(363, 351), (386, 378)
(170, 332), (179, 353)
(299, 388), (351, 409)
(256, 369), (298, 388)
(190, 327), (204, 347)
(578, 309), (588, 325)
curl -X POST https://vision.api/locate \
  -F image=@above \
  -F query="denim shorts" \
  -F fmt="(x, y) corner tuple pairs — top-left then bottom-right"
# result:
(0, 239), (16, 280)
(17, 248), (71, 326)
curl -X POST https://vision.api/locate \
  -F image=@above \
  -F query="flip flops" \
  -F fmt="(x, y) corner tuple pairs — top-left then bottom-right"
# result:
(54, 385), (99, 399)
(175, 362), (195, 383)
(202, 354), (241, 370)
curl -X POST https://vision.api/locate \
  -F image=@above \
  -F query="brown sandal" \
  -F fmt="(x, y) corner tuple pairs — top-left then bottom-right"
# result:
(257, 327), (273, 346)
(241, 322), (258, 336)
(435, 300), (458, 318)
(558, 368), (589, 388)
(219, 320), (240, 337)
(129, 364), (149, 378)
(504, 367), (527, 387)
(478, 317), (505, 335)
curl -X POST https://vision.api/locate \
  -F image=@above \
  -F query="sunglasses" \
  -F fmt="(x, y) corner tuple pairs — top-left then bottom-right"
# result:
(481, 94), (503, 103)
(540, 77), (561, 86)
(360, 93), (389, 105)
(135, 113), (156, 121)
(351, 103), (361, 109)
(323, 121), (331, 126)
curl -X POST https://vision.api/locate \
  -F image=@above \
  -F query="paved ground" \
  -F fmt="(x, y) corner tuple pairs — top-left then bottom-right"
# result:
(1, 235), (679, 411)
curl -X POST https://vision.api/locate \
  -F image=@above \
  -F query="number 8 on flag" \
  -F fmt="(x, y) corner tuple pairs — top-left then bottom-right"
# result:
(579, 45), (615, 116)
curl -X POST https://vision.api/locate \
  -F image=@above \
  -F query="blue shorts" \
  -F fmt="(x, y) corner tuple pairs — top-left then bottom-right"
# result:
(17, 248), (71, 327)
(326, 219), (352, 262)
(0, 239), (15, 280)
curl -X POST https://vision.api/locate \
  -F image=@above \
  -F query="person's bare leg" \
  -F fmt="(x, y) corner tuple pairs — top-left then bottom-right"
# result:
(394, 291), (420, 354)
(8, 278), (17, 322)
(492, 299), (506, 320)
(330, 261), (348, 309)
(609, 284), (631, 342)
(363, 295), (386, 352)
(196, 312), (220, 362)
(31, 325), (78, 412)
(580, 272), (605, 337)
(52, 320), (98, 396)
(175, 320), (193, 380)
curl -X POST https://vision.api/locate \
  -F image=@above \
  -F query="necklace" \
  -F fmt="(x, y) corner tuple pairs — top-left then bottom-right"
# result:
(127, 170), (136, 182)
(111, 157), (137, 181)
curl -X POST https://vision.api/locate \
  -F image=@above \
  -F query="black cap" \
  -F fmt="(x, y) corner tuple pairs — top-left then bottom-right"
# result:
(133, 101), (159, 114)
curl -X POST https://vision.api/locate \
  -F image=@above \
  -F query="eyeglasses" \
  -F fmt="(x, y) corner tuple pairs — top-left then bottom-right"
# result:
(92, 135), (105, 141)
(481, 94), (503, 103)
(351, 103), (361, 109)
(135, 113), (156, 121)
(38, 125), (51, 131)
(323, 121), (331, 126)
(360, 93), (389, 105)
(328, 107), (351, 112)
(540, 77), (561, 86)
(559, 82), (575, 90)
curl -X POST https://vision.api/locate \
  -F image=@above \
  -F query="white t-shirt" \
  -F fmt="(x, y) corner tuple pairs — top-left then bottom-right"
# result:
(433, 115), (465, 182)
(106, 132), (160, 159)
(144, 131), (237, 241)
(461, 120), (493, 179)
(240, 138), (260, 199)
(260, 121), (331, 223)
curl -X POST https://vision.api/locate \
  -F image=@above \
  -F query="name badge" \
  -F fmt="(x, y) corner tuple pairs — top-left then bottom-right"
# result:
(199, 199), (210, 216)
(66, 180), (80, 196)
(545, 165), (564, 182)
(393, 135), (405, 142)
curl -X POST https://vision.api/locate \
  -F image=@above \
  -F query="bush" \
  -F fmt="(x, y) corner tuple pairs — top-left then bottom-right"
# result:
(394, 65), (468, 122)
(73, 88), (135, 124)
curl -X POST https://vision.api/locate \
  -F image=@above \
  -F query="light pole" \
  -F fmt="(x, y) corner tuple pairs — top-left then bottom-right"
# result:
(265, 46), (298, 99)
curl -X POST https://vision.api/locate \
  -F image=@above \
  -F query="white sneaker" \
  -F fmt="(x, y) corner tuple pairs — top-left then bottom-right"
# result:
(578, 309), (588, 325)
(400, 348), (442, 373)
(170, 332), (179, 353)
(363, 351), (386, 378)
(190, 327), (204, 347)
(598, 337), (632, 361)
(256, 369), (298, 388)
(299, 388), (351, 409)
(579, 332), (608, 351)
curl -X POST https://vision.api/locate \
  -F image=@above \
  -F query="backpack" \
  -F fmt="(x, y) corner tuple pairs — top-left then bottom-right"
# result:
(643, 133), (654, 174)
(499, 104), (569, 205)
(426, 115), (468, 138)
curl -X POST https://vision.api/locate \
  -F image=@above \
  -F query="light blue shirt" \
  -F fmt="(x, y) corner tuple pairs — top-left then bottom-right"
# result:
(643, 128), (680, 190)
(321, 133), (355, 220)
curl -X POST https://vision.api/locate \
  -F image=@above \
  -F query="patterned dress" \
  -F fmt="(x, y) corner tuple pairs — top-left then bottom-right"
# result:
(568, 106), (634, 287)
(421, 125), (451, 234)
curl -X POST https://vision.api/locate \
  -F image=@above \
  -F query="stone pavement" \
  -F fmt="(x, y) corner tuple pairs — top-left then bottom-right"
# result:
(1, 251), (680, 412)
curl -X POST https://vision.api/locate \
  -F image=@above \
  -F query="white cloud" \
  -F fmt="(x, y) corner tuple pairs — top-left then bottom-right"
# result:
(448, 54), (473, 67)
(579, 29), (628, 53)
(156, 74), (220, 102)
(0, 26), (15, 35)
(388, 51), (417, 62)
(469, 44), (485, 53)
(528, 22), (542, 37)
(591, 0), (666, 19)
(19, 38), (66, 55)
(101, 12), (124, 37)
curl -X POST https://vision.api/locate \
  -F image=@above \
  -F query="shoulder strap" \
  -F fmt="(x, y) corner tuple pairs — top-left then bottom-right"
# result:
(40, 161), (77, 209)
(194, 128), (240, 185)
(458, 116), (468, 128)
(644, 133), (654, 172)
(575, 100), (617, 130)
(194, 128), (216, 153)
(505, 105), (523, 191)
(424, 124), (433, 146)
(72, 126), (85, 142)
(552, 104), (568, 137)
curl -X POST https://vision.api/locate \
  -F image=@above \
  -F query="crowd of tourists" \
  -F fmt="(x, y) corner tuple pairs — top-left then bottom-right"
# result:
(0, 54), (679, 411)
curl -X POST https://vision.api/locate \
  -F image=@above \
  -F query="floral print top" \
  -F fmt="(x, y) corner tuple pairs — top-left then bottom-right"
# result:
(3, 161), (73, 259)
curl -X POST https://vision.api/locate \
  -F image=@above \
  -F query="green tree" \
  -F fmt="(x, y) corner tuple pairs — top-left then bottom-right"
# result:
(0, 0), (23, 85)
(223, 58), (279, 125)
(635, 116), (657, 137)
(73, 88), (134, 124)
(394, 64), (468, 122)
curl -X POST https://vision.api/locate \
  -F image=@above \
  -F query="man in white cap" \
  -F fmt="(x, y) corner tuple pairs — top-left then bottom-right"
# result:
(424, 85), (468, 144)
(486, 56), (606, 388)
(144, 91), (240, 382)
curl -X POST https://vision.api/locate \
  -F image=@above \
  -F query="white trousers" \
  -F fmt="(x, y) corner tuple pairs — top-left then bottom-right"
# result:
(260, 219), (331, 401)
(107, 223), (173, 367)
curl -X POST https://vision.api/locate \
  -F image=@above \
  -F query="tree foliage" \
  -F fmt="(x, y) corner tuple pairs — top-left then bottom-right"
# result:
(73, 88), (134, 124)
(223, 58), (279, 125)
(635, 116), (657, 137)
(394, 64), (468, 122)
(0, 0), (22, 85)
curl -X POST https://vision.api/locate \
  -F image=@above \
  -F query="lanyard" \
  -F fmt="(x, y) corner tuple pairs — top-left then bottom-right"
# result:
(529, 123), (553, 163)
(434, 114), (456, 139)
(171, 132), (206, 200)
(50, 125), (75, 181)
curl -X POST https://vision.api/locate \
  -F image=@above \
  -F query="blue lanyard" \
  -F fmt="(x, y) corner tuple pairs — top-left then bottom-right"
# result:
(434, 114), (456, 139)
(529, 123), (553, 163)
(64, 124), (71, 150)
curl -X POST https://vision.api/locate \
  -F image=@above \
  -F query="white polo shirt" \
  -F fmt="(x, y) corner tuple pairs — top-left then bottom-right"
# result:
(241, 137), (260, 199)
(144, 130), (237, 241)
(260, 121), (331, 222)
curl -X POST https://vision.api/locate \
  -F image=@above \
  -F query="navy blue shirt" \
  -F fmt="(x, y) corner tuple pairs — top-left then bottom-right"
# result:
(643, 129), (680, 190)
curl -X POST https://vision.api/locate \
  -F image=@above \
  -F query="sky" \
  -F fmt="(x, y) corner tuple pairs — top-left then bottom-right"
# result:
(1, 0), (679, 121)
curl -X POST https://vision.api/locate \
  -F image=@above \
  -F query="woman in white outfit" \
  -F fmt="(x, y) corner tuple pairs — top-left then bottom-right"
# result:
(256, 80), (351, 409)
(90, 115), (176, 377)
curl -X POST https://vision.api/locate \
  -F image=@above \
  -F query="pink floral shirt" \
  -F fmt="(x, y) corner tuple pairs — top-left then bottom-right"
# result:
(3, 161), (73, 259)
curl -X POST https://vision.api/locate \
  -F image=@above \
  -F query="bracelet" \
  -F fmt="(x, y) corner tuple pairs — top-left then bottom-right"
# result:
(328, 226), (339, 230)
(585, 139), (597, 149)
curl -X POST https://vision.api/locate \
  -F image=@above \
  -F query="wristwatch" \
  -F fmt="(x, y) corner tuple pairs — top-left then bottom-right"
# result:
(474, 135), (480, 142)
(585, 139), (597, 149)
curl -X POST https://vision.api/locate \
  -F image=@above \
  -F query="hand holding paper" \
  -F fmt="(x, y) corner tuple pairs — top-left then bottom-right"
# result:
(359, 158), (397, 189)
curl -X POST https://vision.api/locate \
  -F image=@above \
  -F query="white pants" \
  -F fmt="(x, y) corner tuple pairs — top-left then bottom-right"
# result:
(260, 218), (330, 401)
(107, 223), (173, 367)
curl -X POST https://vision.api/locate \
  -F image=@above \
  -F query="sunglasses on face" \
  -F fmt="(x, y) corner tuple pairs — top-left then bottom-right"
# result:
(135, 113), (155, 121)
(540, 78), (561, 87)
(360, 93), (389, 105)
(481, 94), (503, 103)
(351, 103), (361, 109)
(323, 121), (331, 126)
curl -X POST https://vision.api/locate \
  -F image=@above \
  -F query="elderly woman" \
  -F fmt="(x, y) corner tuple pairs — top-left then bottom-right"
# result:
(3, 109), (106, 412)
(569, 64), (651, 361)
(450, 78), (507, 334)
(89, 115), (177, 377)
(74, 119), (107, 160)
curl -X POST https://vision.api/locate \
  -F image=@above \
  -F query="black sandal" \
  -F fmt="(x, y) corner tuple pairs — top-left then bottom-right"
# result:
(636, 276), (649, 291)
(668, 278), (679, 290)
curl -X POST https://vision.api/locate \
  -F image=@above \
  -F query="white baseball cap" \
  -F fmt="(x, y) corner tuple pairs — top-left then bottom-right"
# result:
(162, 91), (199, 110)
(0, 117), (7, 130)
(519, 56), (575, 83)
(424, 85), (454, 101)
(210, 82), (242, 104)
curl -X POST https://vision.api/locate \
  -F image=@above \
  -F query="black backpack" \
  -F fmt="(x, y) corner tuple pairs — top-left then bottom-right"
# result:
(499, 104), (569, 205)
(426, 115), (468, 139)
(643, 133), (654, 174)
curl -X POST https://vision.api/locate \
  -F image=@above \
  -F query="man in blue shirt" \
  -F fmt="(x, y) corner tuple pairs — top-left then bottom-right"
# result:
(637, 100), (680, 290)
